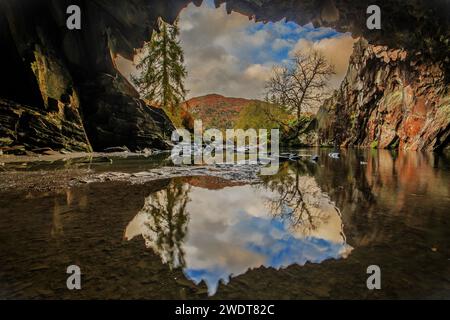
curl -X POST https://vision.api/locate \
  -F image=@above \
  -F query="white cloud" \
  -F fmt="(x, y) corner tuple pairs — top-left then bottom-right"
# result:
(272, 38), (291, 51)
(289, 35), (357, 88)
(243, 64), (271, 81)
(114, 1), (356, 100)
(178, 2), (277, 99)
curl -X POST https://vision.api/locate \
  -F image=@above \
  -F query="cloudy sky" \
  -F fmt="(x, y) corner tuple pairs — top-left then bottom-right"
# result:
(116, 0), (356, 100)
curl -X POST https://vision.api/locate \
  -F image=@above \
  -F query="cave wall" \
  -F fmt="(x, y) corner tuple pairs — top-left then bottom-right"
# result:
(0, 0), (448, 152)
(0, 0), (177, 152)
(317, 38), (450, 151)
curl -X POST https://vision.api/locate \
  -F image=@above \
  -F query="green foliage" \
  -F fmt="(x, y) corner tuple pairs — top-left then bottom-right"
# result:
(370, 140), (379, 149)
(165, 108), (183, 128)
(288, 115), (315, 130)
(350, 112), (357, 129)
(234, 101), (290, 131)
(281, 115), (317, 147)
(132, 17), (187, 118)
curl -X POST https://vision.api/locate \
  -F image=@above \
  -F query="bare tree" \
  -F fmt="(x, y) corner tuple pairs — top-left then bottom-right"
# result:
(265, 49), (335, 138)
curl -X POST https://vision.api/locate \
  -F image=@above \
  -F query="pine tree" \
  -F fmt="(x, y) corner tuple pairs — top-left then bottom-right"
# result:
(132, 17), (187, 117)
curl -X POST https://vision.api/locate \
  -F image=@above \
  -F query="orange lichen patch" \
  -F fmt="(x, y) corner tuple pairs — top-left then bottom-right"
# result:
(366, 116), (378, 141)
(318, 36), (449, 151)
(402, 116), (425, 138)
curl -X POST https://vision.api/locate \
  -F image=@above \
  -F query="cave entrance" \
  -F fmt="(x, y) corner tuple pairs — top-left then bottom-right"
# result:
(114, 0), (355, 130)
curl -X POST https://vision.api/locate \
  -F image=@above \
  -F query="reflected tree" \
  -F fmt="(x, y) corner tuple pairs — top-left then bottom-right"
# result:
(140, 179), (190, 269)
(259, 160), (331, 235)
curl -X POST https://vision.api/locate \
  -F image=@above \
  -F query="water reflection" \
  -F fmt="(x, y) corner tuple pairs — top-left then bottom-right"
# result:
(125, 183), (190, 268)
(125, 167), (352, 295)
(51, 189), (88, 238)
(1, 149), (449, 299)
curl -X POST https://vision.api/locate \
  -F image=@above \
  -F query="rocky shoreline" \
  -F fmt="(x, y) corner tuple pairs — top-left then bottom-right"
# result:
(0, 152), (262, 192)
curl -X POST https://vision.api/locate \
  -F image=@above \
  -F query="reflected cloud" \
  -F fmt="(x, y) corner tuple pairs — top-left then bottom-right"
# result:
(125, 173), (352, 295)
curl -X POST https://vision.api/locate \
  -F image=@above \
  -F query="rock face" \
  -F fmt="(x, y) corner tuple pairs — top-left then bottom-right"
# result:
(0, 98), (91, 153)
(283, 116), (320, 147)
(317, 39), (450, 151)
(0, 0), (177, 152)
(0, 0), (448, 152)
(80, 74), (174, 151)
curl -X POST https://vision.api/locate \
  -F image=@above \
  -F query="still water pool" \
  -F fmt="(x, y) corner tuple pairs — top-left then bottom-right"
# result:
(0, 149), (449, 299)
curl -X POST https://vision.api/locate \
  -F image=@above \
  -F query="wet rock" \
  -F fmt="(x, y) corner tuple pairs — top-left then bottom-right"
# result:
(0, 1), (175, 152)
(281, 116), (319, 147)
(103, 146), (130, 153)
(32, 147), (61, 156)
(141, 148), (153, 155)
(74, 156), (113, 165)
(328, 152), (340, 159)
(32, 147), (55, 154)
(0, 99), (92, 152)
(70, 164), (262, 187)
(81, 75), (175, 151)
(1, 145), (27, 155)
(132, 172), (154, 177)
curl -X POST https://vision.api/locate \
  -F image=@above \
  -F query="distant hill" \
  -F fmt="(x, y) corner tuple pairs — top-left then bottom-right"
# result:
(184, 176), (246, 190)
(182, 94), (261, 129)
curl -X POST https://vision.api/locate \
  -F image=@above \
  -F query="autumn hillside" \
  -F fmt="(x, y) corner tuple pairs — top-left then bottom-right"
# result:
(182, 94), (262, 129)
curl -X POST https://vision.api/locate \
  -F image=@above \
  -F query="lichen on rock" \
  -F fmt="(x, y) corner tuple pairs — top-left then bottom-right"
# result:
(317, 38), (450, 152)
